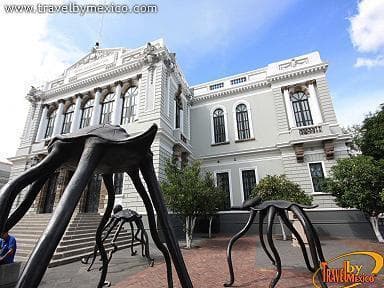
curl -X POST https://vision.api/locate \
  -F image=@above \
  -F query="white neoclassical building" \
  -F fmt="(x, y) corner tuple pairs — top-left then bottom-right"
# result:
(9, 39), (353, 223)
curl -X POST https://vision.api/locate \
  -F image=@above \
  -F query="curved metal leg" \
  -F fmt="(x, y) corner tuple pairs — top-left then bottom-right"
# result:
(129, 221), (137, 256)
(16, 139), (104, 288)
(137, 219), (154, 266)
(258, 210), (275, 266)
(96, 174), (116, 288)
(105, 220), (124, 267)
(83, 219), (117, 270)
(6, 175), (49, 231)
(278, 209), (315, 272)
(127, 169), (173, 288)
(0, 145), (66, 234)
(140, 155), (193, 288)
(224, 209), (256, 287)
(290, 206), (327, 288)
(266, 206), (281, 288)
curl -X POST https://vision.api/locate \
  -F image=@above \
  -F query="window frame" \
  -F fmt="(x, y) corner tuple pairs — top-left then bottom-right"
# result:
(44, 109), (57, 139)
(239, 167), (258, 203)
(80, 98), (95, 129)
(210, 105), (229, 145)
(232, 100), (254, 141)
(307, 161), (327, 194)
(61, 104), (75, 134)
(121, 86), (139, 125)
(213, 169), (233, 209)
(100, 92), (115, 125)
(290, 91), (314, 127)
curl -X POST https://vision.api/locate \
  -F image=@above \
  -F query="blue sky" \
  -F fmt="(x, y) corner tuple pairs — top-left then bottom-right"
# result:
(0, 0), (383, 160)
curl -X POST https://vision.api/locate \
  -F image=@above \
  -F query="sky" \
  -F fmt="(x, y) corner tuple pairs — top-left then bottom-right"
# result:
(0, 0), (383, 162)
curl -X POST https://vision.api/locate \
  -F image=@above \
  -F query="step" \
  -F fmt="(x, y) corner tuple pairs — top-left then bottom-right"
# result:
(60, 231), (131, 247)
(51, 239), (138, 260)
(56, 235), (132, 252)
(48, 243), (138, 267)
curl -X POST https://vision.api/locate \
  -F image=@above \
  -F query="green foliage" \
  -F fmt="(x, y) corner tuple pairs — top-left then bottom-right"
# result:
(250, 175), (313, 205)
(161, 160), (225, 218)
(359, 105), (384, 160)
(324, 155), (384, 216)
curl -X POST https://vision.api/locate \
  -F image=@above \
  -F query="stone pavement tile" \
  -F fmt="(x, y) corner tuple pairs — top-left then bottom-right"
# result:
(113, 236), (384, 288)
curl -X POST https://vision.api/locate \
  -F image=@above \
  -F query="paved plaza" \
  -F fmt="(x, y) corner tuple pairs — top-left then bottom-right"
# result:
(38, 235), (384, 288)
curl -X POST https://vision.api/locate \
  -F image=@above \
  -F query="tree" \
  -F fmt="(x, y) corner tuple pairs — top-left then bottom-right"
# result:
(359, 105), (384, 160)
(324, 156), (384, 242)
(251, 175), (313, 240)
(161, 160), (225, 248)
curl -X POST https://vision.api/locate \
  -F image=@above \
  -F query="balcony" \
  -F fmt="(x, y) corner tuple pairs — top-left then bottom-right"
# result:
(278, 123), (339, 146)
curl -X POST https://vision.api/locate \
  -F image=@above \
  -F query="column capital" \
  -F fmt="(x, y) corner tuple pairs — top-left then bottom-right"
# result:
(94, 87), (103, 93)
(75, 93), (83, 99)
(42, 103), (50, 109)
(58, 99), (65, 104)
(306, 79), (316, 86)
(114, 80), (123, 87)
(136, 73), (142, 80)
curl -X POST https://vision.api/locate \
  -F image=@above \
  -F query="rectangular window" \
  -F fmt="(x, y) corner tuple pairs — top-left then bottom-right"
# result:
(113, 173), (124, 195)
(241, 169), (256, 201)
(309, 162), (325, 192)
(216, 172), (231, 210)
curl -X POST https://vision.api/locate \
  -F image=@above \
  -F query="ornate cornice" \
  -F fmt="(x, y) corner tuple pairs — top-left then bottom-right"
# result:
(266, 63), (328, 82)
(42, 60), (145, 99)
(192, 81), (269, 104)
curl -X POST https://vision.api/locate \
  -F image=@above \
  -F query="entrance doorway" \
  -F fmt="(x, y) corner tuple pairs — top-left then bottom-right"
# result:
(82, 174), (102, 213)
(40, 173), (59, 213)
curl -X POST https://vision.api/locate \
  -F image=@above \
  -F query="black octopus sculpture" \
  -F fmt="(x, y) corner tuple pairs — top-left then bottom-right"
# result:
(224, 197), (328, 288)
(81, 204), (154, 274)
(0, 124), (193, 288)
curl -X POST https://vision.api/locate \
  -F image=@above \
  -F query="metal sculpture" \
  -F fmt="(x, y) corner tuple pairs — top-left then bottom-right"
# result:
(82, 204), (154, 273)
(0, 124), (193, 288)
(224, 197), (328, 288)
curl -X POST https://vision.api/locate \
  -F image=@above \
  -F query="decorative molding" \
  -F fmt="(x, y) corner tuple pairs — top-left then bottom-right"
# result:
(293, 143), (305, 163)
(323, 140), (335, 160)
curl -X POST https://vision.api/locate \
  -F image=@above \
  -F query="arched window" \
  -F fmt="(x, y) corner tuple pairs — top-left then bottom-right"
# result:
(100, 93), (115, 124)
(121, 86), (138, 125)
(62, 104), (75, 134)
(80, 99), (94, 128)
(290, 91), (313, 127)
(213, 108), (226, 143)
(45, 109), (56, 138)
(236, 104), (250, 140)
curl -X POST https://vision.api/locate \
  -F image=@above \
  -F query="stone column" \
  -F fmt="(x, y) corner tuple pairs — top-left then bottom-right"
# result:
(91, 87), (102, 126)
(283, 88), (296, 129)
(52, 100), (65, 137)
(112, 81), (123, 125)
(307, 81), (323, 124)
(36, 104), (48, 141)
(70, 94), (83, 133)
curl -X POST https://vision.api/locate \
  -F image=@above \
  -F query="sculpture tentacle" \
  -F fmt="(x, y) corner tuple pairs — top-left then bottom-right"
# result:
(278, 209), (315, 272)
(6, 175), (49, 231)
(223, 209), (256, 287)
(127, 169), (174, 288)
(266, 206), (281, 288)
(16, 138), (104, 288)
(258, 210), (275, 266)
(95, 174), (115, 288)
(140, 155), (193, 288)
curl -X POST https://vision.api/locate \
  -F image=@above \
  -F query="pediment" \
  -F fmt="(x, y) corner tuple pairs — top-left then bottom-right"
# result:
(64, 48), (127, 77)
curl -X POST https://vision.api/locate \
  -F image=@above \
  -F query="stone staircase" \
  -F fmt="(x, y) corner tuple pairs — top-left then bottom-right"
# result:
(10, 213), (140, 267)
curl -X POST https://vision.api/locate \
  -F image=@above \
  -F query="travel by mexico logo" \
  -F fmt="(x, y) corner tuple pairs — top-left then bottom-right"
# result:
(312, 251), (384, 287)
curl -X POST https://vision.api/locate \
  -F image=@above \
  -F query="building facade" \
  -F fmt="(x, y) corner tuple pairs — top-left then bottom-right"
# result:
(8, 39), (351, 217)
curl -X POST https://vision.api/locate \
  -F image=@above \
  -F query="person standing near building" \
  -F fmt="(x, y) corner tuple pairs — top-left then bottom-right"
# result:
(0, 231), (16, 265)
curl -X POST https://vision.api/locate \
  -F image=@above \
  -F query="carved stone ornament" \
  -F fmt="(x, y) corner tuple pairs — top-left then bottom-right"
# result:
(323, 140), (335, 160)
(294, 143), (305, 163)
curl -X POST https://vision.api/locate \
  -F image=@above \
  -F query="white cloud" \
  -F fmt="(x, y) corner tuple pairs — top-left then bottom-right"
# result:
(349, 0), (384, 68)
(0, 1), (84, 160)
(334, 90), (384, 127)
(354, 55), (384, 68)
(349, 0), (384, 53)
